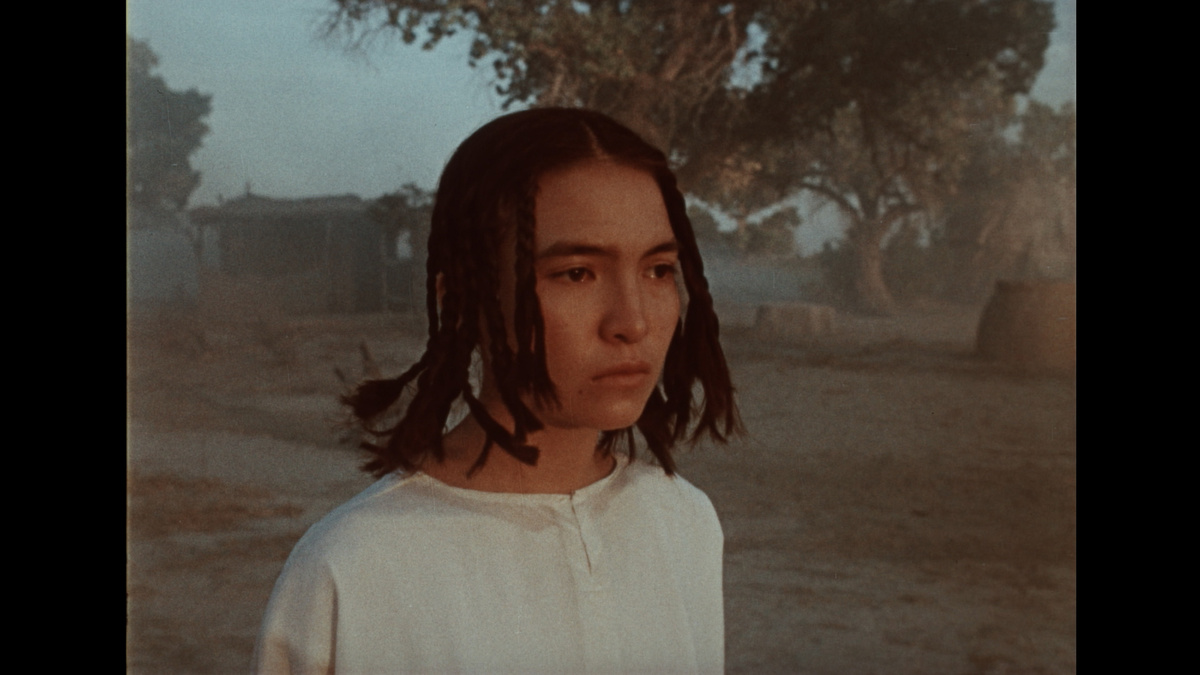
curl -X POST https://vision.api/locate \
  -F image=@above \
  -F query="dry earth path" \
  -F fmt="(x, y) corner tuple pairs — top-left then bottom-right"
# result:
(127, 305), (1075, 674)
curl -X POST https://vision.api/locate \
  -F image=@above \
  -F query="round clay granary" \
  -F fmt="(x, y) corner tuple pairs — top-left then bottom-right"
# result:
(976, 280), (1076, 371)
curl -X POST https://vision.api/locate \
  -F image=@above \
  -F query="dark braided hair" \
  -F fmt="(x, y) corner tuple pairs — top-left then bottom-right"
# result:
(345, 107), (742, 477)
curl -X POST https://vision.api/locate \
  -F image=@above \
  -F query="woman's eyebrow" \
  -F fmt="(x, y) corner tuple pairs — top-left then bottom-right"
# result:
(537, 239), (679, 261)
(643, 240), (679, 258)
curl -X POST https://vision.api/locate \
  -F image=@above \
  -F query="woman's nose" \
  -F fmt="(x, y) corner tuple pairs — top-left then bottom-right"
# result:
(600, 278), (649, 344)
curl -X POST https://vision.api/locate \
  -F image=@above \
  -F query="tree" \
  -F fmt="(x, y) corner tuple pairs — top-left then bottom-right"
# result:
(683, 135), (799, 249)
(742, 206), (800, 256)
(743, 0), (1055, 313)
(127, 36), (212, 215)
(324, 0), (777, 183)
(787, 86), (993, 312)
(322, 1), (1055, 313)
(128, 35), (213, 277)
(933, 100), (1076, 300)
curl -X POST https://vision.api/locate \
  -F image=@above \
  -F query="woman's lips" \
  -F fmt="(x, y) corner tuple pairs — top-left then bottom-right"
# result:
(592, 362), (653, 387)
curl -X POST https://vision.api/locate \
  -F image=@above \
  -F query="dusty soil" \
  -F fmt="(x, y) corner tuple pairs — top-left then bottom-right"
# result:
(126, 302), (1075, 674)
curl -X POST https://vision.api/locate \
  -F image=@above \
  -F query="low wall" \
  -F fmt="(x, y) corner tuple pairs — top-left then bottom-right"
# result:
(754, 302), (837, 340)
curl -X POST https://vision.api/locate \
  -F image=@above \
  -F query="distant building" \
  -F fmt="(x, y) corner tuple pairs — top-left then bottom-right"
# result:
(190, 193), (404, 315)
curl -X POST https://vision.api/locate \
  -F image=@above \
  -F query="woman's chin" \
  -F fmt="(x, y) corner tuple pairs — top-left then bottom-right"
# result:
(538, 402), (648, 435)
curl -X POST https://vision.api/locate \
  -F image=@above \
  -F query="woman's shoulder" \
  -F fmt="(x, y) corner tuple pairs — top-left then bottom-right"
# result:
(617, 457), (720, 527)
(620, 456), (712, 499)
(284, 472), (461, 568)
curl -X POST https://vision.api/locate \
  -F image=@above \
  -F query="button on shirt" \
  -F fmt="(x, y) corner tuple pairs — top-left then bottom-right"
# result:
(254, 455), (724, 674)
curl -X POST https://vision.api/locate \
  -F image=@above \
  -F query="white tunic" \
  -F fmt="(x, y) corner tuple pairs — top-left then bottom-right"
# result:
(254, 455), (724, 674)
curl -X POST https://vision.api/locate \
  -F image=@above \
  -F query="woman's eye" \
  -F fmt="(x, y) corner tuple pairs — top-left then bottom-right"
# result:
(648, 263), (677, 280)
(561, 267), (591, 282)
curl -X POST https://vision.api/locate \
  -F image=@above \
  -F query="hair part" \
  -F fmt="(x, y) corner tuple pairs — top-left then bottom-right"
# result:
(344, 107), (742, 477)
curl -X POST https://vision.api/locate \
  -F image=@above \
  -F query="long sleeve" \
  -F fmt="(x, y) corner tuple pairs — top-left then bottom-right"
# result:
(253, 544), (338, 675)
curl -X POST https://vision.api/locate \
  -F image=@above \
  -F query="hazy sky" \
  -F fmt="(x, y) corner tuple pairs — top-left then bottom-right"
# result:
(126, 0), (1076, 211)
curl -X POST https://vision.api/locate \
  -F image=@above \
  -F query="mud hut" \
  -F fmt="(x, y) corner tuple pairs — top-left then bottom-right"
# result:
(190, 194), (395, 315)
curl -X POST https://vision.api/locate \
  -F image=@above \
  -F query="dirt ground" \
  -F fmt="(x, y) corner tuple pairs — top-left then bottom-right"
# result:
(126, 301), (1076, 674)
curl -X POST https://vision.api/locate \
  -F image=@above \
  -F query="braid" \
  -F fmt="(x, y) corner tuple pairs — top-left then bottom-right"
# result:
(345, 107), (742, 479)
(658, 169), (743, 443)
(659, 321), (693, 444)
(592, 165), (742, 475)
(424, 218), (444, 340)
(513, 180), (557, 408)
(463, 391), (538, 468)
(347, 186), (484, 476)
(470, 200), (544, 462)
(342, 243), (446, 430)
(637, 389), (677, 474)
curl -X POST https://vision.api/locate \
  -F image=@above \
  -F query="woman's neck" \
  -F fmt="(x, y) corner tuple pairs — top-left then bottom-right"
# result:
(426, 402), (616, 494)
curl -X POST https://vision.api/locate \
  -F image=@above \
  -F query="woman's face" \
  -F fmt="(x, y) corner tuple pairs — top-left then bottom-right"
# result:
(493, 159), (681, 433)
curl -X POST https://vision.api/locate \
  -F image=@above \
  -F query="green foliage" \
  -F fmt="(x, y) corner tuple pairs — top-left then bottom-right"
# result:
(812, 100), (1077, 307)
(323, 0), (1059, 312)
(739, 1), (1056, 313)
(930, 100), (1077, 301)
(127, 36), (212, 216)
(685, 137), (797, 227)
(325, 0), (764, 157)
(749, 0), (1053, 139)
(1017, 100), (1076, 183)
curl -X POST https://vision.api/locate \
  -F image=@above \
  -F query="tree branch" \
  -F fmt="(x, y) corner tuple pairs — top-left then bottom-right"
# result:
(796, 180), (860, 219)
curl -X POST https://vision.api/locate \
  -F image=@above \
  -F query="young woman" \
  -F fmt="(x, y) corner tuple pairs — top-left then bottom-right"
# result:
(255, 107), (741, 674)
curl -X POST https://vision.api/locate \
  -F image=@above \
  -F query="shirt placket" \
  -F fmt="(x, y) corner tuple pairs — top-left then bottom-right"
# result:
(560, 493), (619, 672)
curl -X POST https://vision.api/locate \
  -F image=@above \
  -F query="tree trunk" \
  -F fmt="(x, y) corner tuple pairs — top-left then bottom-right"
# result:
(849, 227), (895, 316)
